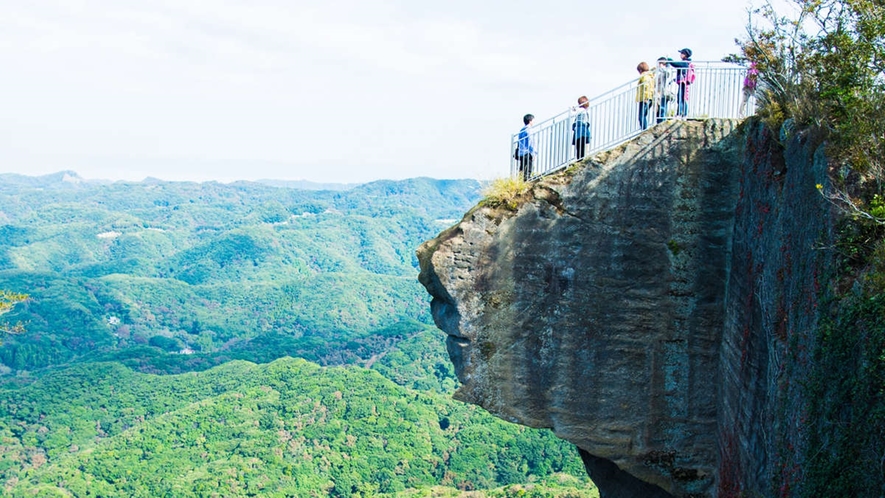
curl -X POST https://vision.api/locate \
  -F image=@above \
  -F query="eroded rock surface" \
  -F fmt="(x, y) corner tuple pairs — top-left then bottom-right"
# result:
(420, 118), (834, 497)
(419, 120), (744, 497)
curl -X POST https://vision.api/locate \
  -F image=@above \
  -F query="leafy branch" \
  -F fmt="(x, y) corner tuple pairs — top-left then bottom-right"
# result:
(817, 184), (885, 225)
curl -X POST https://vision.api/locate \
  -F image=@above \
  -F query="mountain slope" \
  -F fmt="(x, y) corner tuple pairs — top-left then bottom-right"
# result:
(1, 358), (592, 496)
(0, 176), (481, 375)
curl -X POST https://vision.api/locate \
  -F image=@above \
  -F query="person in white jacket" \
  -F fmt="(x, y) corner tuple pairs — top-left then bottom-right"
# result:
(654, 57), (673, 124)
(572, 96), (591, 160)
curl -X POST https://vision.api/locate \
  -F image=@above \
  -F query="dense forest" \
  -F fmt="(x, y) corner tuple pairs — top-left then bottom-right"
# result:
(0, 171), (478, 376)
(0, 172), (597, 496)
(1, 358), (593, 496)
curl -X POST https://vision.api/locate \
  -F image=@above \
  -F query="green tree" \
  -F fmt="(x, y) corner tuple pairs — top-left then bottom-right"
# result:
(735, 0), (885, 174)
(0, 290), (27, 339)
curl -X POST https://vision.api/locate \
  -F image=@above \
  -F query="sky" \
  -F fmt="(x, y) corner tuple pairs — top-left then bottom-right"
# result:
(1, 0), (758, 184)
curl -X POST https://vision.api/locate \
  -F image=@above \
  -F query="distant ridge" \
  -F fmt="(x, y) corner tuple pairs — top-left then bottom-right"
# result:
(0, 171), (361, 191)
(0, 170), (111, 190)
(254, 179), (359, 191)
(0, 172), (482, 194)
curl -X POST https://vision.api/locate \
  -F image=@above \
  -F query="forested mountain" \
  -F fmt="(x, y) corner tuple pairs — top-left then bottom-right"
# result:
(0, 173), (597, 496)
(0, 173), (477, 375)
(1, 358), (593, 497)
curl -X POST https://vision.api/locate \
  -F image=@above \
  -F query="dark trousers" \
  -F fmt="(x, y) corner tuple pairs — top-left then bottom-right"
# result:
(638, 100), (651, 130)
(518, 154), (533, 181)
(677, 83), (688, 116)
(575, 137), (588, 161)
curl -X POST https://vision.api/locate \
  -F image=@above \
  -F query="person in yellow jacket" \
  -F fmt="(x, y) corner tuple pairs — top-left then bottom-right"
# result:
(636, 62), (655, 130)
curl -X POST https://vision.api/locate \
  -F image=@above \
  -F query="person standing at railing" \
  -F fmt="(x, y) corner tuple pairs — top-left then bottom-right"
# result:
(516, 114), (536, 181)
(739, 62), (758, 117)
(636, 62), (655, 130)
(669, 48), (695, 117)
(572, 96), (592, 160)
(655, 57), (674, 123)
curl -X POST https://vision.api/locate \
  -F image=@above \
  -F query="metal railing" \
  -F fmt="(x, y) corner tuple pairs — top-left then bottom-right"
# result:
(511, 62), (756, 179)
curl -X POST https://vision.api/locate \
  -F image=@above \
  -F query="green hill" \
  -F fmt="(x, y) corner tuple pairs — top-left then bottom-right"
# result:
(0, 177), (479, 375)
(0, 175), (599, 496)
(0, 358), (594, 497)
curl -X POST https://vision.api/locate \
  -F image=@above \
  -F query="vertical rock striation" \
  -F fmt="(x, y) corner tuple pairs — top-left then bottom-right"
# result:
(716, 123), (831, 497)
(418, 119), (832, 497)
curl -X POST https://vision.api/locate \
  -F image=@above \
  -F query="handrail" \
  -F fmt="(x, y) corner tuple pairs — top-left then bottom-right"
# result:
(511, 61), (756, 180)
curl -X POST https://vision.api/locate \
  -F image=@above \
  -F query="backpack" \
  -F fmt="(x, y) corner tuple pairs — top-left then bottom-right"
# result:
(572, 110), (591, 143)
(572, 121), (590, 144)
(686, 62), (696, 84)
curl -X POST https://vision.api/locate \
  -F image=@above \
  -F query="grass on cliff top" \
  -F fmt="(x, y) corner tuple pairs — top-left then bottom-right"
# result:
(480, 177), (532, 211)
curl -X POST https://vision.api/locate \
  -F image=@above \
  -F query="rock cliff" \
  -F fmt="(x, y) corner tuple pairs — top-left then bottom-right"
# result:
(417, 119), (832, 497)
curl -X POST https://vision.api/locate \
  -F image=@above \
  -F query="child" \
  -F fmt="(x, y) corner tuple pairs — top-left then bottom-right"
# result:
(636, 62), (655, 130)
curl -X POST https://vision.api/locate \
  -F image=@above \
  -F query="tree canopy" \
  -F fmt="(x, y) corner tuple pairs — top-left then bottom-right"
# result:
(735, 0), (885, 173)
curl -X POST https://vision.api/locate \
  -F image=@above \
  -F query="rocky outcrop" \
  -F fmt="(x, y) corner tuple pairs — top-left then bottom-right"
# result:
(418, 119), (831, 497)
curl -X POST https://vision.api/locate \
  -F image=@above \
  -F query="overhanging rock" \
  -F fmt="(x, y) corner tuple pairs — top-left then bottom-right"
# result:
(418, 119), (744, 497)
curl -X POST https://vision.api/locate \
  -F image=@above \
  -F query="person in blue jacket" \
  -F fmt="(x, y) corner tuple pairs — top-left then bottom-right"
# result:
(516, 114), (536, 180)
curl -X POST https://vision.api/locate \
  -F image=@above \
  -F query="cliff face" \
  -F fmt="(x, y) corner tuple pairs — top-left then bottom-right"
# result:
(418, 119), (831, 497)
(717, 122), (830, 497)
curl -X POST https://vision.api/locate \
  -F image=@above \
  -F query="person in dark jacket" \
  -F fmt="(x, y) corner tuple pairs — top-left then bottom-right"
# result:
(668, 48), (695, 117)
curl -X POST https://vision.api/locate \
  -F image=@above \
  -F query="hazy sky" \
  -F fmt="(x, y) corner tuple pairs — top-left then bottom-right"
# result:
(1, 1), (756, 183)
